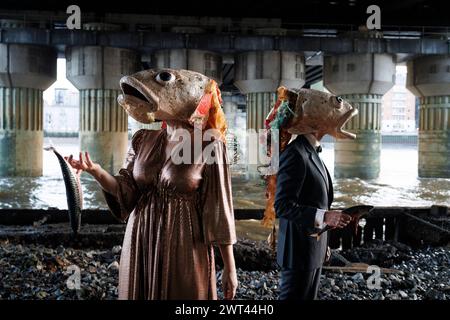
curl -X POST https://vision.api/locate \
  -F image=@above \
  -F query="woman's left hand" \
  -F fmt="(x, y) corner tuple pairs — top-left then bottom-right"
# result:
(222, 266), (238, 300)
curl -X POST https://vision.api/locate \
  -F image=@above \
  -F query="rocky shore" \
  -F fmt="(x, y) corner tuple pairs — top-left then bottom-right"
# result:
(0, 239), (448, 300)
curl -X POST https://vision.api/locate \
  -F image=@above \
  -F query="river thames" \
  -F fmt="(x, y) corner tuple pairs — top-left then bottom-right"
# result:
(0, 137), (448, 210)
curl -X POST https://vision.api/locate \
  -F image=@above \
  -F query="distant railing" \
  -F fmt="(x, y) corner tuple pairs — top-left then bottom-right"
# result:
(328, 206), (449, 249)
(44, 131), (78, 138)
(322, 134), (418, 145)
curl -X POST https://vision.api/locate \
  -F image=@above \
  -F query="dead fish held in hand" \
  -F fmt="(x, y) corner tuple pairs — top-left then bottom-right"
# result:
(44, 146), (83, 235)
(310, 205), (374, 240)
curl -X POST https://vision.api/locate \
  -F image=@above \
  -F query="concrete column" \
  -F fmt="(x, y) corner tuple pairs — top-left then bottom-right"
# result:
(152, 49), (222, 83)
(234, 51), (305, 129)
(246, 92), (277, 130)
(0, 44), (56, 176)
(406, 55), (450, 178)
(333, 93), (382, 179)
(222, 99), (239, 128)
(234, 51), (305, 176)
(222, 99), (241, 165)
(129, 119), (162, 135)
(324, 53), (396, 179)
(66, 46), (140, 174)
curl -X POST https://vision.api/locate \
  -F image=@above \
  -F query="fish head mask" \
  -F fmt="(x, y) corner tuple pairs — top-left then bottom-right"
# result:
(118, 68), (220, 128)
(287, 88), (358, 139)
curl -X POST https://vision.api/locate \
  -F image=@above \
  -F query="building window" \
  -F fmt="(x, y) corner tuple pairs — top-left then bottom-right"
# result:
(393, 92), (406, 100)
(55, 89), (67, 105)
(332, 64), (339, 73)
(395, 73), (406, 84)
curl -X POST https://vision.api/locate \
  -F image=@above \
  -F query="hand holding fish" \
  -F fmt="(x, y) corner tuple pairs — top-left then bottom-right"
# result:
(324, 210), (352, 229)
(65, 152), (119, 196)
(65, 152), (100, 176)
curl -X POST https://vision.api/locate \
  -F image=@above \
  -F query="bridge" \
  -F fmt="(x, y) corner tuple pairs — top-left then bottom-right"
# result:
(0, 1), (449, 178)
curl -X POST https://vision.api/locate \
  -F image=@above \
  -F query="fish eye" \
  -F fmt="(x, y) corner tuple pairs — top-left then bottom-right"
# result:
(336, 96), (343, 103)
(155, 71), (175, 84)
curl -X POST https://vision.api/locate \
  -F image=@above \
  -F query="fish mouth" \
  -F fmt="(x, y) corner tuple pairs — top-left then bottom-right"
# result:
(118, 76), (160, 124)
(336, 108), (358, 139)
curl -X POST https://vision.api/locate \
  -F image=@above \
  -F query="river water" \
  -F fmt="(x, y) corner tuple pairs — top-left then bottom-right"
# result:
(0, 138), (449, 210)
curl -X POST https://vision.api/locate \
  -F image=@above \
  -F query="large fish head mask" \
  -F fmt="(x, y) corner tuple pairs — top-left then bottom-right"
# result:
(118, 68), (211, 124)
(288, 88), (358, 139)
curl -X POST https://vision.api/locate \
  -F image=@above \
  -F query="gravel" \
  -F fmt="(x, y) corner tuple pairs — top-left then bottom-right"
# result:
(0, 241), (119, 300)
(0, 239), (448, 300)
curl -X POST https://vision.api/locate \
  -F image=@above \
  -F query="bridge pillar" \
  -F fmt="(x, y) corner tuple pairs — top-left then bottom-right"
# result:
(153, 49), (222, 83)
(66, 45), (140, 174)
(0, 44), (56, 176)
(324, 53), (396, 179)
(406, 55), (450, 178)
(234, 51), (305, 176)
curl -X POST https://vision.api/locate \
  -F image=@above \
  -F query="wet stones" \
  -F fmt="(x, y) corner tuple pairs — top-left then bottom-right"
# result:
(214, 238), (278, 271)
(0, 240), (120, 300)
(0, 239), (448, 300)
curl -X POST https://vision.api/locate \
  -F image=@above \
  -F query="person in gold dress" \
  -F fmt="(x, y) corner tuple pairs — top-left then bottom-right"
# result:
(66, 69), (238, 300)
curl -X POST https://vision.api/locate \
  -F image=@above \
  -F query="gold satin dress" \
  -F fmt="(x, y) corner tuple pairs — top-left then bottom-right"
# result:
(102, 128), (237, 300)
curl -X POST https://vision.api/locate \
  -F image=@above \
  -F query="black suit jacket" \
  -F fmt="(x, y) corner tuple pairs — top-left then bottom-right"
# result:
(275, 135), (334, 270)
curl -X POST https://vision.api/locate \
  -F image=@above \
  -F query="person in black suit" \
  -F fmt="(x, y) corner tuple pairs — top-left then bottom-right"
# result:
(275, 133), (352, 300)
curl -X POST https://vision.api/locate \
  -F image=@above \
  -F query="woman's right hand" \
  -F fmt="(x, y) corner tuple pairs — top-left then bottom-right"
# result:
(65, 152), (101, 177)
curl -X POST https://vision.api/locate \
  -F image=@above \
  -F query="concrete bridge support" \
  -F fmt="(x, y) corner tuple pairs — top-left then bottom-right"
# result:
(66, 46), (140, 174)
(407, 55), (450, 178)
(234, 51), (305, 130)
(324, 53), (396, 179)
(153, 49), (222, 83)
(0, 44), (56, 176)
(234, 51), (305, 176)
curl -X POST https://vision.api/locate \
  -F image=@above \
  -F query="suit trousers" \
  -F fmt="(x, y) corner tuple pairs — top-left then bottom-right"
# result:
(278, 267), (322, 300)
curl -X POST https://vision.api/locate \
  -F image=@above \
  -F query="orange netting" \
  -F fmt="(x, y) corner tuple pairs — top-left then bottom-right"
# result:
(190, 80), (227, 143)
(262, 87), (293, 228)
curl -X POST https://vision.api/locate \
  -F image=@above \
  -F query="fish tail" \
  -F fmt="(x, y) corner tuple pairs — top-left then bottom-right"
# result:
(43, 137), (56, 152)
(43, 146), (55, 152)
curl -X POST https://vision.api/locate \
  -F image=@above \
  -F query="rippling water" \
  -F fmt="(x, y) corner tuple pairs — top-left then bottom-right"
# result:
(0, 138), (448, 210)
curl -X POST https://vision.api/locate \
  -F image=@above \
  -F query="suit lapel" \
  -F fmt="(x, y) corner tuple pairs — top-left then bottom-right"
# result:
(324, 163), (334, 207)
(310, 151), (330, 192)
(298, 135), (329, 192)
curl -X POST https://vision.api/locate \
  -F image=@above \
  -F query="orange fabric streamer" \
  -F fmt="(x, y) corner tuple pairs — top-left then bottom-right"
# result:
(262, 87), (293, 229)
(190, 80), (227, 143)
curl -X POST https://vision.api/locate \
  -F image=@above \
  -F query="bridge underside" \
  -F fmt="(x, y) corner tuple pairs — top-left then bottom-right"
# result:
(0, 1), (449, 178)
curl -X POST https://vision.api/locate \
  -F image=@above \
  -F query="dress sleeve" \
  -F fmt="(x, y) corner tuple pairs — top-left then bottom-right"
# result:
(102, 129), (145, 223)
(201, 140), (237, 245)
